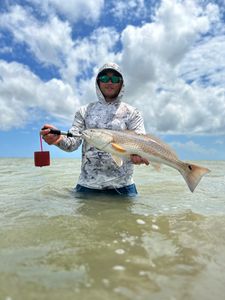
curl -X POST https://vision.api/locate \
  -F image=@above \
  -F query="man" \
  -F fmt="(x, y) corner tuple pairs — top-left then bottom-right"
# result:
(41, 62), (149, 196)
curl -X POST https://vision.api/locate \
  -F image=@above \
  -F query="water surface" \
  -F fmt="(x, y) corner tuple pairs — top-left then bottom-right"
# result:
(0, 158), (224, 300)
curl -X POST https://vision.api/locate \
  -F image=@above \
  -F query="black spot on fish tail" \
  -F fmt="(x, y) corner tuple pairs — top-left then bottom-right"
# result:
(188, 165), (193, 170)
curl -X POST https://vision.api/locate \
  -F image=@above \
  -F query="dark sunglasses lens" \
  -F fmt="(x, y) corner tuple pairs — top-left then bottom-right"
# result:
(98, 75), (122, 83)
(111, 76), (121, 83)
(99, 75), (109, 83)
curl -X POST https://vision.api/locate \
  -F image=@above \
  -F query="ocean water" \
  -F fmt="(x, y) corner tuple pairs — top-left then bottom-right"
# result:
(0, 158), (225, 300)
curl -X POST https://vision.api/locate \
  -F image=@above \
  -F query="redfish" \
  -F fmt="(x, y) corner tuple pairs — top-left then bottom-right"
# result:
(82, 129), (210, 192)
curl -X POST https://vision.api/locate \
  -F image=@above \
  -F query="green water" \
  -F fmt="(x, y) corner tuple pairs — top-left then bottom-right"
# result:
(0, 158), (224, 300)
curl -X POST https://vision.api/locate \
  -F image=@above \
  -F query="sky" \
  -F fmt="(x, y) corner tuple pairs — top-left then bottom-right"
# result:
(0, 0), (224, 160)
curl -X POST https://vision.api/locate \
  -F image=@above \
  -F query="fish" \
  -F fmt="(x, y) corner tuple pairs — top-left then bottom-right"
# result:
(82, 128), (210, 192)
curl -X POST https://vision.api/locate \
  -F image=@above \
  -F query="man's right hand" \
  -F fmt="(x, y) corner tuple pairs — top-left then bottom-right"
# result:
(40, 124), (63, 145)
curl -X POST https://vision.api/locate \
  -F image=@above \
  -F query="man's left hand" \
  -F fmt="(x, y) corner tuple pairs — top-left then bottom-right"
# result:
(130, 155), (149, 165)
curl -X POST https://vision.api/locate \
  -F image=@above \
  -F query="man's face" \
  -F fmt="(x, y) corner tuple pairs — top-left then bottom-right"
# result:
(98, 72), (123, 101)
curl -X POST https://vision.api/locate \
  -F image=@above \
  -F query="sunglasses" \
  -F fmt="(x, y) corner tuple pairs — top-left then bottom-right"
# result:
(98, 75), (122, 84)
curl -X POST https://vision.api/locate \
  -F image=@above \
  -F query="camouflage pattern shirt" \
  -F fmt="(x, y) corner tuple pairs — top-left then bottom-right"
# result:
(57, 63), (146, 189)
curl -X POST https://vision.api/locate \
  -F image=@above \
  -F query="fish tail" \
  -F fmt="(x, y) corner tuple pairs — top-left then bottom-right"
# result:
(179, 163), (210, 192)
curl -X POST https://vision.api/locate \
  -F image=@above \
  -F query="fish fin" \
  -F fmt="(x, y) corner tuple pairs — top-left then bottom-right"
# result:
(151, 162), (161, 171)
(123, 130), (141, 135)
(112, 155), (123, 167)
(179, 163), (210, 192)
(111, 143), (127, 153)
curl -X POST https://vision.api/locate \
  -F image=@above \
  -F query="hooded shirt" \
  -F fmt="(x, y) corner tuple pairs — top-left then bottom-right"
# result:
(57, 63), (146, 189)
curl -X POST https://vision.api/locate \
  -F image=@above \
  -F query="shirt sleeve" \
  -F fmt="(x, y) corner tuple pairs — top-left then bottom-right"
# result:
(57, 108), (85, 152)
(127, 108), (146, 134)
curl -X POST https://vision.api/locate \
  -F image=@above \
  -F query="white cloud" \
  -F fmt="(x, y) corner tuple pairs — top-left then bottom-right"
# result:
(62, 27), (120, 84)
(0, 5), (74, 68)
(215, 139), (225, 145)
(0, 5), (119, 83)
(151, 83), (225, 134)
(0, 0), (224, 137)
(0, 46), (13, 54)
(0, 60), (79, 130)
(120, 0), (213, 74)
(28, 0), (104, 23)
(110, 0), (147, 20)
(118, 0), (225, 134)
(0, 4), (121, 130)
(179, 35), (225, 88)
(153, 0), (212, 65)
(170, 140), (217, 156)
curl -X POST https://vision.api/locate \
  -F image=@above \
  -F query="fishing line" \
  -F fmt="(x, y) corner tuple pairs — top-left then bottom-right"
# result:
(39, 132), (43, 152)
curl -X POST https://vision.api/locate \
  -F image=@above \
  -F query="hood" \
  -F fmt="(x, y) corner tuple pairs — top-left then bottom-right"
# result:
(95, 62), (125, 104)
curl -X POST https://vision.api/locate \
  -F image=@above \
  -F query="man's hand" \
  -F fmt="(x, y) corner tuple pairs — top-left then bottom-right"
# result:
(40, 124), (63, 145)
(130, 154), (149, 165)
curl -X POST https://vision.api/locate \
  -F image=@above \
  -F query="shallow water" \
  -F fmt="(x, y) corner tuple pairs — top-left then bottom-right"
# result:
(0, 158), (225, 300)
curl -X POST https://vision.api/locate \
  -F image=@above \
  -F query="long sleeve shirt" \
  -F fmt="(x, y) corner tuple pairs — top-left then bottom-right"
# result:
(57, 62), (146, 189)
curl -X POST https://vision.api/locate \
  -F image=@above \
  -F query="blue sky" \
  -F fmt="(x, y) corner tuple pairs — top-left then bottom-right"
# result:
(0, 0), (224, 160)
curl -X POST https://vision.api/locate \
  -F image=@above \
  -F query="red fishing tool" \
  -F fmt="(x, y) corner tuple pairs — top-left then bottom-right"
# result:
(34, 128), (81, 167)
(34, 133), (50, 167)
